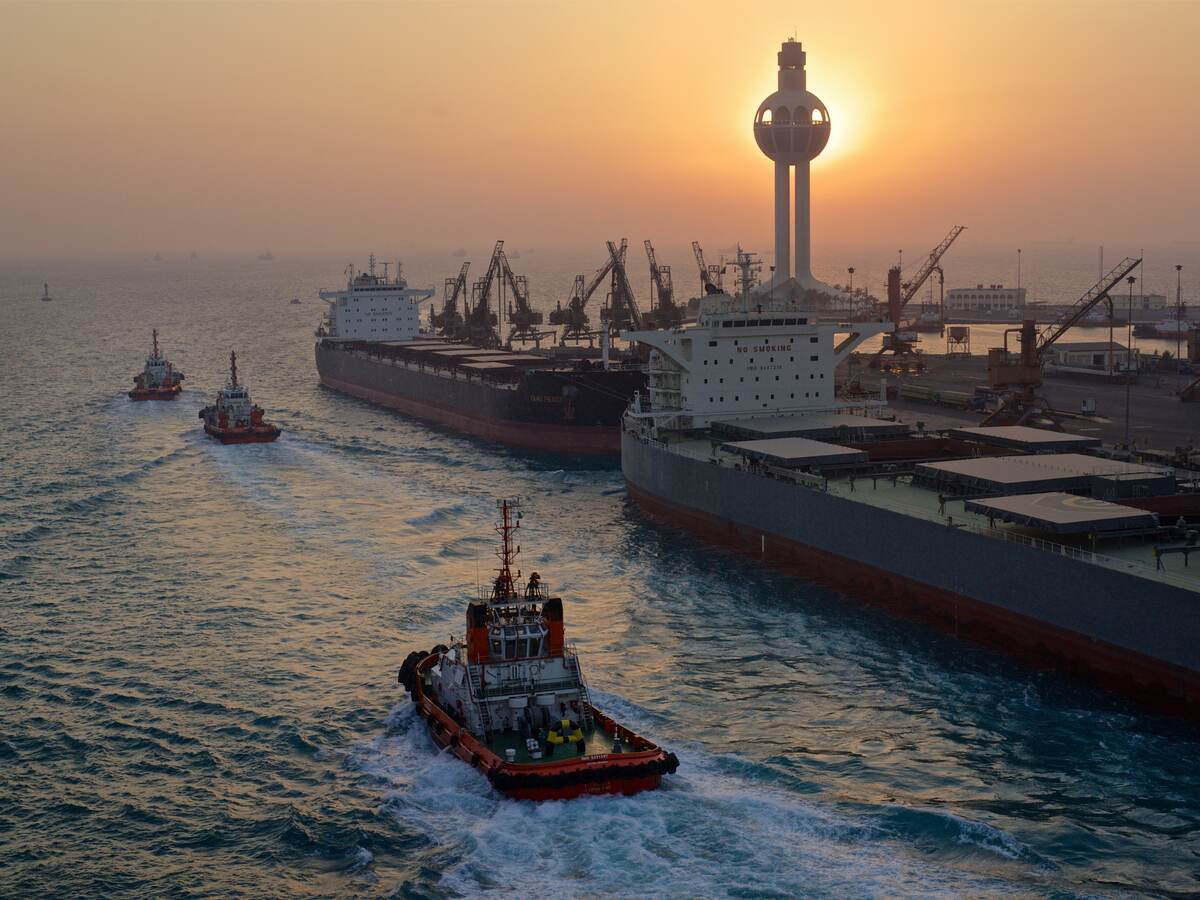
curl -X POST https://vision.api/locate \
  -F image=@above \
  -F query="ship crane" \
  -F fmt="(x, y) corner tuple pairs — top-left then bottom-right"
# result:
(869, 225), (966, 370)
(602, 239), (642, 336)
(981, 256), (1142, 426)
(433, 261), (470, 338)
(642, 240), (683, 329)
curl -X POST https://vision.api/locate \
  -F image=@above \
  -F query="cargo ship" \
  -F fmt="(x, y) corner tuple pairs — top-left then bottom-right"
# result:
(398, 500), (678, 800)
(621, 293), (1200, 720)
(129, 329), (184, 400)
(199, 351), (281, 444)
(314, 257), (645, 456)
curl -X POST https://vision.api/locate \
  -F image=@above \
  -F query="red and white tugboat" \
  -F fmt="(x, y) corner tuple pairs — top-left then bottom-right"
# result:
(198, 351), (281, 444)
(128, 329), (184, 400)
(399, 500), (679, 801)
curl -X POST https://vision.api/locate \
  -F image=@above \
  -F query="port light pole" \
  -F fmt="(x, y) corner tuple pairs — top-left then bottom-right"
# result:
(1125, 275), (1135, 449)
(1017, 248), (1022, 290)
(1177, 264), (1184, 392)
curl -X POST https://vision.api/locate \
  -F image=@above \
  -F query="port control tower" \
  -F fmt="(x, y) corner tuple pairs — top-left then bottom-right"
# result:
(754, 39), (831, 292)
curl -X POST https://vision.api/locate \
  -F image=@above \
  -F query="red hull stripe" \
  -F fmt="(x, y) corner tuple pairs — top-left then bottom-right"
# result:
(626, 482), (1200, 722)
(319, 373), (619, 457)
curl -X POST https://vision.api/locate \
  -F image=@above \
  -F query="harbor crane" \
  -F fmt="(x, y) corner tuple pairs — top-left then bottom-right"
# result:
(601, 239), (642, 336)
(550, 248), (617, 344)
(981, 256), (1142, 426)
(870, 225), (966, 369)
(465, 241), (507, 348)
(433, 261), (469, 338)
(642, 240), (683, 329)
(692, 241), (724, 296)
(500, 248), (553, 347)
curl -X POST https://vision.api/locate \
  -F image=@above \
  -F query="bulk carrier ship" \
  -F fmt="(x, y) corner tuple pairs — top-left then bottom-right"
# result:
(314, 253), (645, 456)
(620, 291), (1200, 720)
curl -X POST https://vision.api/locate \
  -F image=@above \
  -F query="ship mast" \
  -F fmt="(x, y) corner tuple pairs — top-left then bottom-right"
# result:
(152, 329), (160, 358)
(229, 350), (238, 386)
(491, 499), (520, 601)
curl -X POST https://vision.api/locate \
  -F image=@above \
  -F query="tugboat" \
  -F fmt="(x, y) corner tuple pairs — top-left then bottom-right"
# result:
(128, 329), (184, 401)
(198, 351), (281, 444)
(398, 500), (679, 801)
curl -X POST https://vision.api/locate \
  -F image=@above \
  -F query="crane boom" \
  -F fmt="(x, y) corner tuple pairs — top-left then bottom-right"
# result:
(1037, 257), (1141, 351)
(692, 241), (713, 292)
(606, 239), (641, 330)
(896, 226), (966, 317)
(645, 239), (673, 310)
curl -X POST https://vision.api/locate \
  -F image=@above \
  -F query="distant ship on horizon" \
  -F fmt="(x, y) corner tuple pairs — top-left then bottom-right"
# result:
(258, 251), (274, 261)
(41, 282), (52, 302)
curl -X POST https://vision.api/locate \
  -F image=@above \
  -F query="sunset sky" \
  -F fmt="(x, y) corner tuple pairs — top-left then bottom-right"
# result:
(2, 0), (1197, 262)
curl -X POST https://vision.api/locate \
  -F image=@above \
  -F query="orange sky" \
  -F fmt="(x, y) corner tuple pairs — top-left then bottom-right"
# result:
(1, 0), (1197, 261)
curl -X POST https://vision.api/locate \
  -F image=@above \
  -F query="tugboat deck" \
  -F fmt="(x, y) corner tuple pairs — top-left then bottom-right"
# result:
(488, 727), (616, 765)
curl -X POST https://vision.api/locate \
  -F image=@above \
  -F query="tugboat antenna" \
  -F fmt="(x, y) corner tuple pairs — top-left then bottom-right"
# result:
(229, 350), (238, 386)
(152, 329), (159, 357)
(492, 498), (521, 601)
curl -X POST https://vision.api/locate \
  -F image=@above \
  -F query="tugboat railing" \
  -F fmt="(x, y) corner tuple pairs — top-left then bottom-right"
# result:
(563, 644), (596, 731)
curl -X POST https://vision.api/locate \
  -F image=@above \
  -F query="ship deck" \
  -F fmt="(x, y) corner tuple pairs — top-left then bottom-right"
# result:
(658, 433), (1200, 591)
(488, 727), (615, 765)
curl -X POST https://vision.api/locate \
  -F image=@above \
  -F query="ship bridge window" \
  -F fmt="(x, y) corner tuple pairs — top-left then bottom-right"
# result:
(734, 320), (746, 327)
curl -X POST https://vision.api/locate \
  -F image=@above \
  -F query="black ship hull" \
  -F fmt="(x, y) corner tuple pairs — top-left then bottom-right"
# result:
(315, 340), (645, 456)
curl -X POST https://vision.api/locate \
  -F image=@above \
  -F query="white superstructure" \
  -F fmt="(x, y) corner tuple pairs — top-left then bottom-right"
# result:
(317, 254), (434, 342)
(624, 293), (891, 430)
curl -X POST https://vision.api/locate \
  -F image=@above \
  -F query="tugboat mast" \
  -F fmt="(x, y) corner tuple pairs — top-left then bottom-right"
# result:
(229, 350), (238, 387)
(151, 328), (160, 358)
(491, 499), (520, 601)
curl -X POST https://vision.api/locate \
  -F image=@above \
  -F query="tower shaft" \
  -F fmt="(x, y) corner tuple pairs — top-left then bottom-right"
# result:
(774, 162), (790, 285)
(794, 161), (811, 283)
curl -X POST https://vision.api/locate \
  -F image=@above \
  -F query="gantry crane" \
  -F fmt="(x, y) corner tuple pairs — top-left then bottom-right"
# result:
(433, 261), (470, 338)
(642, 240), (683, 329)
(981, 256), (1142, 426)
(870, 225), (966, 369)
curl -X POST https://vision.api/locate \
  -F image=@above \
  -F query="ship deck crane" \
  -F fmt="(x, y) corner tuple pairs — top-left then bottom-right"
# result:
(433, 261), (470, 338)
(981, 256), (1142, 426)
(870, 225), (966, 370)
(642, 240), (683, 329)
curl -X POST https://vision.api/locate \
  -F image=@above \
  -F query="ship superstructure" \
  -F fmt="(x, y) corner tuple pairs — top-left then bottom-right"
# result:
(622, 294), (1200, 720)
(129, 329), (184, 400)
(625, 292), (892, 431)
(317, 254), (434, 342)
(399, 500), (677, 800)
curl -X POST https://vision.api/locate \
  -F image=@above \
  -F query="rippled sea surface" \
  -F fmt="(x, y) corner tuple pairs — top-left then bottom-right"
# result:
(2, 256), (1199, 898)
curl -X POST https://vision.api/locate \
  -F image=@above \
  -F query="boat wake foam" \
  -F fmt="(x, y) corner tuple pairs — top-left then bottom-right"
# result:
(348, 703), (1036, 898)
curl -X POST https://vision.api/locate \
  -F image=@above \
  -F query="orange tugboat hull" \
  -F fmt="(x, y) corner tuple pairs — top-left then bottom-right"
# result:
(128, 385), (182, 401)
(202, 423), (281, 444)
(406, 652), (678, 801)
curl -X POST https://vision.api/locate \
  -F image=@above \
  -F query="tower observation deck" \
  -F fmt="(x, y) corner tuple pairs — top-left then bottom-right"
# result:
(754, 39), (831, 292)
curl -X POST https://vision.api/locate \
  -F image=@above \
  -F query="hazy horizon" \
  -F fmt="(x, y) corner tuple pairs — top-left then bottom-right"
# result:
(3, 1), (1198, 264)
